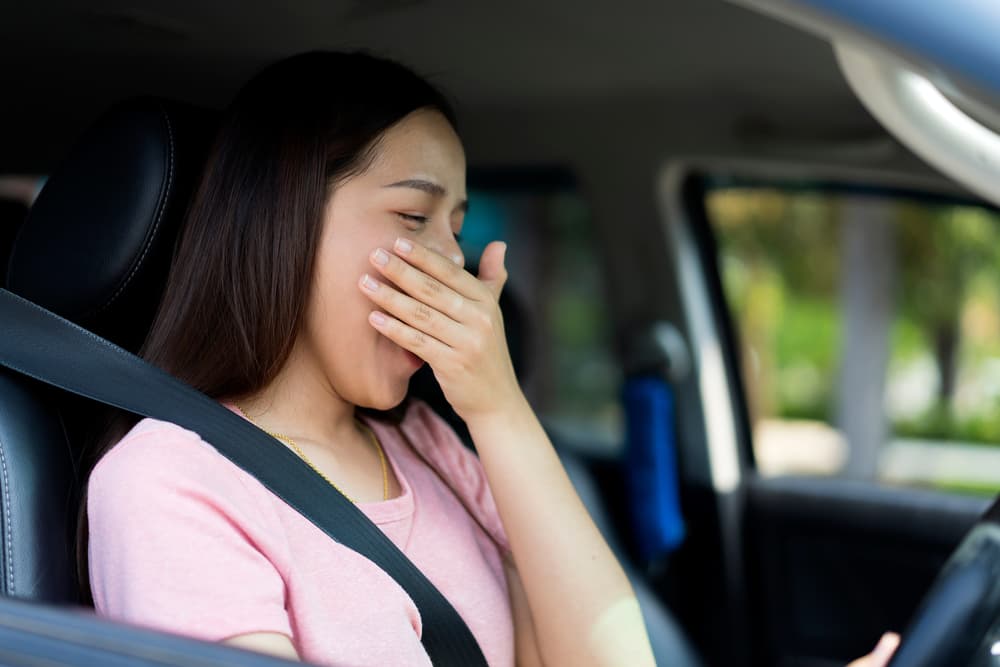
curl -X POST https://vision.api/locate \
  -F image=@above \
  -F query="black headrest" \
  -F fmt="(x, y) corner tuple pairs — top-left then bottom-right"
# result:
(6, 98), (216, 351)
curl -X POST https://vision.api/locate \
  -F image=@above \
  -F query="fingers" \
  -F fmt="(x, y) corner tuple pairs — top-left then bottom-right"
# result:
(359, 272), (465, 348)
(367, 309), (451, 364)
(477, 240), (509, 300)
(370, 245), (473, 322)
(870, 633), (900, 667)
(846, 633), (900, 667)
(388, 237), (487, 302)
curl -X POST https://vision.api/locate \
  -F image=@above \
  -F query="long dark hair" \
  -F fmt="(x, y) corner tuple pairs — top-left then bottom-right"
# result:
(77, 51), (458, 600)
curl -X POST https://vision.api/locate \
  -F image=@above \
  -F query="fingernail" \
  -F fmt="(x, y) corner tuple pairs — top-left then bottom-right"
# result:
(395, 238), (413, 255)
(370, 311), (387, 326)
(451, 253), (463, 266)
(373, 248), (389, 266)
(873, 633), (900, 659)
(361, 274), (379, 292)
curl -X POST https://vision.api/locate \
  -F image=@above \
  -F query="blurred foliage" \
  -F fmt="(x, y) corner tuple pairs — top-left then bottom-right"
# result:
(894, 400), (1000, 444)
(542, 194), (622, 431)
(708, 187), (1000, 446)
(931, 479), (1000, 497)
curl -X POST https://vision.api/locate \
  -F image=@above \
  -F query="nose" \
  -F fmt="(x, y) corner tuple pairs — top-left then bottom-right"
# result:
(425, 226), (465, 268)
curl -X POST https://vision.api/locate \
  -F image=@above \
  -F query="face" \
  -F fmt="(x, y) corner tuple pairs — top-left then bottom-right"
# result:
(299, 109), (467, 409)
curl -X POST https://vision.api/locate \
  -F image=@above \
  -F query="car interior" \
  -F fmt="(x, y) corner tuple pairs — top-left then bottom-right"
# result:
(3, 1), (1000, 666)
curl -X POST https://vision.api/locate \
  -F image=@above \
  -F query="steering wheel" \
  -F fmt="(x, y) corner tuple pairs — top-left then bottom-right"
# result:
(888, 499), (1000, 667)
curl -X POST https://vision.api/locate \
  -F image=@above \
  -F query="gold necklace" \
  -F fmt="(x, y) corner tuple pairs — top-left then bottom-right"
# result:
(235, 404), (389, 503)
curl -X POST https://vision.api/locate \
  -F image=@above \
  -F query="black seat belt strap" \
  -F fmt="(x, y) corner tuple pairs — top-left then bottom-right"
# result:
(0, 288), (488, 667)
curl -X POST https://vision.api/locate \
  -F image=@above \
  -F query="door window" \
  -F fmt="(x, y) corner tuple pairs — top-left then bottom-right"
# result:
(704, 178), (1000, 494)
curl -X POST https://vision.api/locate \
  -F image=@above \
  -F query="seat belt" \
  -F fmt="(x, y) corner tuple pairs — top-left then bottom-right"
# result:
(0, 288), (488, 667)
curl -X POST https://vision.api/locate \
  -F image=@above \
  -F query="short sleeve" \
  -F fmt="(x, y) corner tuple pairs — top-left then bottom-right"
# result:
(400, 401), (511, 556)
(87, 419), (293, 643)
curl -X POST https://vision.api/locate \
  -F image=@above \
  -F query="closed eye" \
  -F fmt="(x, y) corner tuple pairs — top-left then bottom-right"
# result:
(397, 212), (462, 243)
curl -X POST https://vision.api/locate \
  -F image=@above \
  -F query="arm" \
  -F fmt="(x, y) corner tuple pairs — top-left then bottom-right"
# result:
(225, 633), (300, 661)
(506, 560), (545, 667)
(469, 398), (653, 667)
(362, 238), (654, 667)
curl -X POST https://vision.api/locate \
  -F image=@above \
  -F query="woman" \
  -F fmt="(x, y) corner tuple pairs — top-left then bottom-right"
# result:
(84, 51), (896, 666)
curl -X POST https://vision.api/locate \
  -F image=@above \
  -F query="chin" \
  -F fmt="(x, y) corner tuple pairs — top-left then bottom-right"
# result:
(357, 377), (411, 412)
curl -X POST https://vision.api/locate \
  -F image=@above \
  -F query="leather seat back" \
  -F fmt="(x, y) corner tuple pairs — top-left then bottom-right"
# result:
(0, 99), (215, 601)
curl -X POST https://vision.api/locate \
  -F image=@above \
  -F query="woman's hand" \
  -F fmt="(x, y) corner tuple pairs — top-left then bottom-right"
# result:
(360, 237), (522, 421)
(847, 633), (900, 667)
(363, 237), (655, 665)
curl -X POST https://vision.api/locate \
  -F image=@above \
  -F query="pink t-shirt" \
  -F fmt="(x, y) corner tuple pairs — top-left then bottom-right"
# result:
(87, 400), (514, 667)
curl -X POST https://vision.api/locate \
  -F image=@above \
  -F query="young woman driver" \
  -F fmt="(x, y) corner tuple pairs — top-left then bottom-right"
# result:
(83, 52), (897, 667)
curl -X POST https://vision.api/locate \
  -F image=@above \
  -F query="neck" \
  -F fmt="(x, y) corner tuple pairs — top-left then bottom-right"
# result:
(234, 341), (358, 448)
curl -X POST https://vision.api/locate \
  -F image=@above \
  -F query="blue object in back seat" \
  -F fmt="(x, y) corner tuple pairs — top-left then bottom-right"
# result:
(624, 375), (685, 562)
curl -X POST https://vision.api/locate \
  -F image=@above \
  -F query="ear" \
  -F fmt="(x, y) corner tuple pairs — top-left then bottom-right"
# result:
(477, 241), (508, 300)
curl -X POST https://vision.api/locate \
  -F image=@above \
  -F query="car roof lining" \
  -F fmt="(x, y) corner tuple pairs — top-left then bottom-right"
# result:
(3, 0), (885, 172)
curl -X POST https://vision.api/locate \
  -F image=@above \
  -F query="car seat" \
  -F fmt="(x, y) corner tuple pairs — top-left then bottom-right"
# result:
(0, 97), (215, 601)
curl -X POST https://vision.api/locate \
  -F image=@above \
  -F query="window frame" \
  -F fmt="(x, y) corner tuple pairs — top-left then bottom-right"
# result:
(671, 158), (1000, 484)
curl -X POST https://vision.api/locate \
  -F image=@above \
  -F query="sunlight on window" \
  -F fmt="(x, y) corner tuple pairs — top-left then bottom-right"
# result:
(707, 184), (1000, 494)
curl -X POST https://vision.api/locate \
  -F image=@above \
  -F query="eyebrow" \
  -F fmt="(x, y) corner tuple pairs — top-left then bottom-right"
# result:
(384, 178), (469, 214)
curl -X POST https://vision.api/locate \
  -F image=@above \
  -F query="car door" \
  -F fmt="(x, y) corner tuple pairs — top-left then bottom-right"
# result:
(671, 166), (998, 666)
(646, 3), (1000, 666)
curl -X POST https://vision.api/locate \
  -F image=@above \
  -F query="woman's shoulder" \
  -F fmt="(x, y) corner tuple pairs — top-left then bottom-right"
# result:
(93, 418), (219, 477)
(88, 417), (261, 507)
(86, 418), (294, 640)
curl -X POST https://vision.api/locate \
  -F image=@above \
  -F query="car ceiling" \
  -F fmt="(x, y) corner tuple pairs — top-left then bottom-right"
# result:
(3, 0), (972, 364)
(1, 0), (908, 172)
